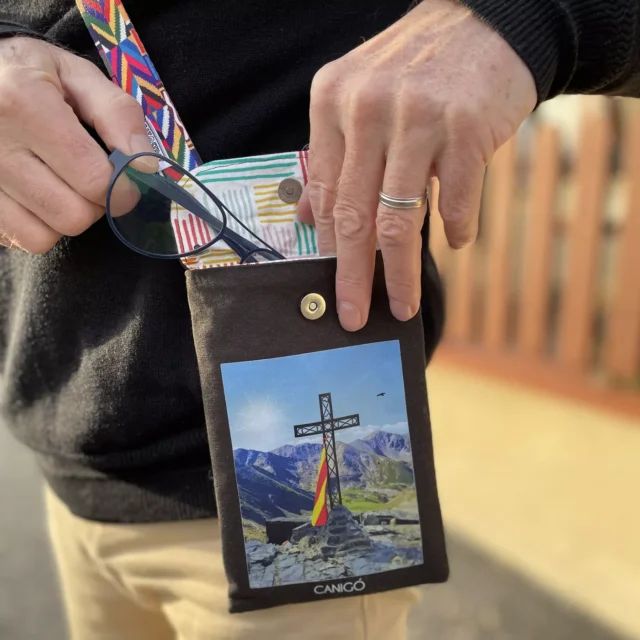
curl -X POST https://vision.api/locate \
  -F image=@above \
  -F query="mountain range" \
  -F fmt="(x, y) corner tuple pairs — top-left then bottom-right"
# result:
(234, 431), (414, 525)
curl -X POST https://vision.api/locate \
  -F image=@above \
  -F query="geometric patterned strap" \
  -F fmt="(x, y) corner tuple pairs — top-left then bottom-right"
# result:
(75, 0), (202, 171)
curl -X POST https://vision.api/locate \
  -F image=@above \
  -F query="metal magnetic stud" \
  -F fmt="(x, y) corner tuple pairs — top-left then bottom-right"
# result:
(278, 178), (304, 204)
(301, 293), (326, 320)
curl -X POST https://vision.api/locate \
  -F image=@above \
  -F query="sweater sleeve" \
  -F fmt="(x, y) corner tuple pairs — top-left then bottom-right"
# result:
(0, 21), (50, 41)
(0, 0), (71, 43)
(0, 20), (43, 38)
(459, 0), (640, 103)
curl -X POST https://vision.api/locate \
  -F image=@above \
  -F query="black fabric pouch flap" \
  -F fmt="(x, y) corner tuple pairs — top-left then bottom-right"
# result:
(186, 254), (448, 613)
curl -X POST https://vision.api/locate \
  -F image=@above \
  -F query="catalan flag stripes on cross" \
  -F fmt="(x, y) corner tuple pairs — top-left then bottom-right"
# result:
(311, 444), (329, 527)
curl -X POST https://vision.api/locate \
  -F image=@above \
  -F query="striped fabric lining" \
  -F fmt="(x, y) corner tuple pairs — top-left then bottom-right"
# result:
(175, 150), (319, 270)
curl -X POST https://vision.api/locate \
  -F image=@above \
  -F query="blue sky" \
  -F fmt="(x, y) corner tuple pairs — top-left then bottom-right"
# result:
(221, 340), (409, 452)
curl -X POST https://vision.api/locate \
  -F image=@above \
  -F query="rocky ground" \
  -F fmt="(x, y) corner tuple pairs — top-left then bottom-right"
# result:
(246, 538), (424, 588)
(366, 523), (423, 548)
(246, 506), (424, 589)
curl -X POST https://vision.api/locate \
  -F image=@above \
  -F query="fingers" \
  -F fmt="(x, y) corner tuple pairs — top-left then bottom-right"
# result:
(306, 67), (346, 255)
(22, 80), (120, 208)
(296, 187), (313, 225)
(57, 51), (153, 159)
(0, 188), (61, 254)
(306, 68), (484, 332)
(0, 38), (153, 255)
(436, 144), (486, 249)
(378, 143), (431, 322)
(21, 50), (153, 209)
(108, 170), (142, 218)
(333, 140), (385, 331)
(0, 150), (103, 236)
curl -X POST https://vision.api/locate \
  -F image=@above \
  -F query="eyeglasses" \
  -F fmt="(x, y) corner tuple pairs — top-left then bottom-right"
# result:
(106, 150), (285, 264)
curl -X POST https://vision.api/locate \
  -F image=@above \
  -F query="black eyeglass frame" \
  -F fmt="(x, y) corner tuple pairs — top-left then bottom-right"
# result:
(106, 150), (285, 264)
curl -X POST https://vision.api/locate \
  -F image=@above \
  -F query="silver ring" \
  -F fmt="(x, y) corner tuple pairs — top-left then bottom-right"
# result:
(379, 190), (427, 210)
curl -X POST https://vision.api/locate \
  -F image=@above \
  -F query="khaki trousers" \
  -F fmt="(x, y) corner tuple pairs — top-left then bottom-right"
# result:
(45, 487), (420, 640)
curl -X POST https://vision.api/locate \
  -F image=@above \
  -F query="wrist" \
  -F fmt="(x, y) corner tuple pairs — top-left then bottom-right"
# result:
(457, 0), (575, 103)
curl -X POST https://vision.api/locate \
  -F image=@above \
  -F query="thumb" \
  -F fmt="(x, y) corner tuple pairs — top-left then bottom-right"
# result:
(55, 48), (154, 158)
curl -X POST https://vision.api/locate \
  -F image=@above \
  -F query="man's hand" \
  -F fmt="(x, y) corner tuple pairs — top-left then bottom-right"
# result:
(297, 0), (537, 331)
(0, 37), (152, 253)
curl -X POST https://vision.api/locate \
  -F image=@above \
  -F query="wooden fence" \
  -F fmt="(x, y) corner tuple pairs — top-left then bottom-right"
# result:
(429, 99), (640, 419)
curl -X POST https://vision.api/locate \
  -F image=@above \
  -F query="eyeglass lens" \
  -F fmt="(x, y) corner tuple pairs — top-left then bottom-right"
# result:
(108, 156), (224, 258)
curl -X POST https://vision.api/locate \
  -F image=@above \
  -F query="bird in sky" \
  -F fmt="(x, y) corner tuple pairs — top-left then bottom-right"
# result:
(377, 392), (386, 397)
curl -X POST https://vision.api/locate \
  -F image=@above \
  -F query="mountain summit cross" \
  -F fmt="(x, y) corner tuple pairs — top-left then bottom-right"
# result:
(293, 393), (360, 510)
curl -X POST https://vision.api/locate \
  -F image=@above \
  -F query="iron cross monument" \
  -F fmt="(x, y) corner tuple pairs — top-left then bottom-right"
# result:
(293, 393), (360, 510)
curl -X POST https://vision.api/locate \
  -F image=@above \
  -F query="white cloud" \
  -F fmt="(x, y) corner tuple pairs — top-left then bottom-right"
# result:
(231, 396), (288, 450)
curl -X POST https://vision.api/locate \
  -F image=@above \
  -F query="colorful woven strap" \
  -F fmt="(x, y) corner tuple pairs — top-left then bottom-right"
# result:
(75, 0), (201, 172)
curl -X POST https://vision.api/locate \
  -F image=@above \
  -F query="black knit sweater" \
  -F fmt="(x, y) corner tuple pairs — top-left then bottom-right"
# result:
(0, 0), (638, 523)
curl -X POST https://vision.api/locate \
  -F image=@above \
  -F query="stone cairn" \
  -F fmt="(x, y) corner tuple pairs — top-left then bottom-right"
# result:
(290, 506), (372, 558)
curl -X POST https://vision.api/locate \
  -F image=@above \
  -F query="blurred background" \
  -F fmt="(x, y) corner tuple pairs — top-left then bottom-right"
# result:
(1, 94), (639, 639)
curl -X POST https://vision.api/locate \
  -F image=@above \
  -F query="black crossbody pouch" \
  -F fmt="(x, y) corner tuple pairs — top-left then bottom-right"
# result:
(73, 0), (448, 612)
(186, 229), (448, 613)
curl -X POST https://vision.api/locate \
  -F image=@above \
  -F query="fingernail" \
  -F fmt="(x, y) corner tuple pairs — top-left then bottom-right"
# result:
(338, 302), (362, 332)
(129, 134), (158, 171)
(390, 300), (414, 322)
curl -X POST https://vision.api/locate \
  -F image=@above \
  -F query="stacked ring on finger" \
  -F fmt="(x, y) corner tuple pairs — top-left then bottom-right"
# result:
(378, 190), (428, 210)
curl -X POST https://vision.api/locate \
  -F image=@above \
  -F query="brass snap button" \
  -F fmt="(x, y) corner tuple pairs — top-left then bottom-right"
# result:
(300, 293), (326, 320)
(278, 178), (303, 204)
